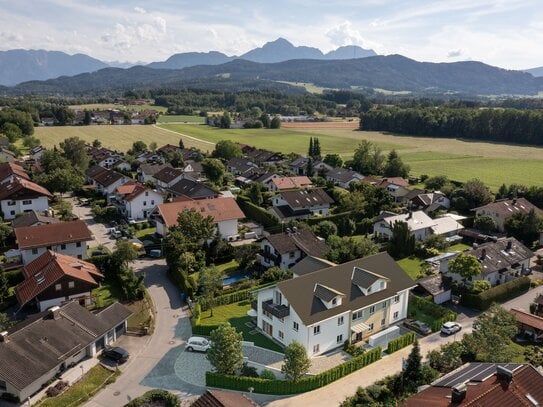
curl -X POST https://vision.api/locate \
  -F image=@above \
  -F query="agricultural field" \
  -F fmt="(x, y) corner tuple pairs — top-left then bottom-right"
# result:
(68, 103), (168, 113)
(156, 114), (205, 124)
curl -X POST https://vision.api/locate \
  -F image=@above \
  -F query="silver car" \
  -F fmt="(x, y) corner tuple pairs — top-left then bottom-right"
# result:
(186, 336), (211, 352)
(441, 321), (462, 335)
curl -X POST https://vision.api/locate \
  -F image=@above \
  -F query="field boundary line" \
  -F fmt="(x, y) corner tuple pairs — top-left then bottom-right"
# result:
(153, 124), (216, 146)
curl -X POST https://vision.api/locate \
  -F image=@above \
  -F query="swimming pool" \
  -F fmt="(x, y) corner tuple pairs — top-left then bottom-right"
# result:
(222, 273), (251, 286)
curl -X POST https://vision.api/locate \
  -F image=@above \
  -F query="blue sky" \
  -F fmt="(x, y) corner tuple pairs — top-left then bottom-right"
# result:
(0, 0), (542, 69)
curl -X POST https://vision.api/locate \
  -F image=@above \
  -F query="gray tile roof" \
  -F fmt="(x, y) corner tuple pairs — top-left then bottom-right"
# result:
(351, 267), (389, 289)
(11, 211), (60, 228)
(279, 188), (334, 208)
(168, 178), (217, 199)
(291, 256), (337, 277)
(314, 283), (344, 302)
(277, 252), (416, 326)
(466, 237), (533, 276)
(263, 229), (329, 257)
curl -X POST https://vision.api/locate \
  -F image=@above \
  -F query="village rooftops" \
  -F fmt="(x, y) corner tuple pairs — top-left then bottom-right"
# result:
(92, 169), (125, 187)
(276, 252), (416, 326)
(139, 163), (171, 176)
(466, 237), (532, 276)
(474, 197), (542, 216)
(11, 211), (60, 229)
(15, 220), (93, 250)
(0, 162), (29, 182)
(262, 229), (330, 258)
(168, 178), (218, 199)
(279, 188), (334, 208)
(326, 167), (363, 184)
(155, 197), (245, 229)
(0, 178), (52, 201)
(290, 256), (337, 277)
(379, 210), (436, 231)
(271, 176), (313, 191)
(153, 167), (183, 183)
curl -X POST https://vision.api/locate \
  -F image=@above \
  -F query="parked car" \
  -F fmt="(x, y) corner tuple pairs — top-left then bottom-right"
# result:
(102, 346), (129, 363)
(441, 321), (462, 335)
(149, 249), (162, 258)
(186, 336), (211, 352)
(110, 229), (122, 239)
(404, 319), (432, 335)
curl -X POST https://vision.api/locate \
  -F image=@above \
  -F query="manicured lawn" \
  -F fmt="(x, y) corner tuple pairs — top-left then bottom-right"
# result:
(157, 114), (205, 123)
(397, 257), (425, 280)
(92, 280), (123, 309)
(215, 259), (240, 275)
(199, 300), (283, 353)
(135, 227), (156, 239)
(36, 365), (119, 407)
(68, 103), (168, 113)
(448, 243), (471, 252)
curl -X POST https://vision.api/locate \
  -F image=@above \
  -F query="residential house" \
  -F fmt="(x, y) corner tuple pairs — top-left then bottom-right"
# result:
(267, 176), (313, 192)
(373, 210), (464, 241)
(0, 148), (16, 163)
(0, 178), (52, 220)
(135, 150), (162, 164)
(0, 162), (29, 184)
(183, 160), (204, 181)
(153, 167), (184, 190)
(325, 168), (364, 188)
(15, 251), (104, 311)
(87, 168), (129, 196)
(245, 148), (283, 166)
(235, 171), (278, 187)
(414, 274), (453, 304)
(534, 294), (543, 317)
(226, 157), (259, 176)
(288, 157), (332, 176)
(137, 163), (171, 184)
(112, 183), (163, 220)
(511, 308), (543, 342)
(153, 197), (245, 240)
(15, 220), (93, 264)
(258, 229), (330, 269)
(443, 237), (532, 287)
(474, 198), (542, 232)
(168, 178), (219, 200)
(290, 256), (337, 278)
(40, 117), (55, 126)
(407, 190), (450, 213)
(11, 211), (60, 229)
(29, 145), (46, 161)
(255, 252), (415, 356)
(402, 363), (543, 407)
(270, 188), (334, 221)
(110, 158), (131, 172)
(192, 390), (258, 407)
(0, 301), (131, 402)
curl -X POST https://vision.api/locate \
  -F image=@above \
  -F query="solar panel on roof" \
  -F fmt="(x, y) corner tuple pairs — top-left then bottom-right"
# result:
(433, 363), (523, 388)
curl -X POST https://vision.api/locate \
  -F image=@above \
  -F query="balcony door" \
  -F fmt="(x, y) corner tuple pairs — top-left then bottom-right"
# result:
(262, 320), (273, 336)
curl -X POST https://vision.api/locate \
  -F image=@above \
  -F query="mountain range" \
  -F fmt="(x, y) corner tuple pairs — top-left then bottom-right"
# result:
(525, 66), (543, 77)
(7, 54), (543, 96)
(0, 38), (377, 85)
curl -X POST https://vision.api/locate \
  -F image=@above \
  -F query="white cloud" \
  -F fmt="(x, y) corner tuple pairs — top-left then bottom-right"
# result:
(134, 7), (147, 14)
(326, 21), (365, 46)
(447, 49), (463, 58)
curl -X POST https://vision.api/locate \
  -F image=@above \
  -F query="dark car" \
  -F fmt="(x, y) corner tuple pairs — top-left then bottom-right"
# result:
(102, 346), (129, 363)
(404, 319), (432, 335)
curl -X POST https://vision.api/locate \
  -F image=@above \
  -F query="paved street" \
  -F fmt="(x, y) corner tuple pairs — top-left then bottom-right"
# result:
(70, 198), (116, 251)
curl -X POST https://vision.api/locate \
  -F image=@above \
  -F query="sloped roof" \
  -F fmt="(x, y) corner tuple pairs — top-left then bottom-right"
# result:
(0, 162), (29, 182)
(124, 184), (160, 202)
(511, 308), (543, 331)
(351, 267), (389, 289)
(326, 167), (363, 183)
(11, 211), (60, 228)
(271, 176), (312, 190)
(85, 165), (108, 179)
(114, 180), (138, 195)
(291, 256), (337, 277)
(153, 167), (183, 183)
(474, 197), (542, 217)
(279, 188), (334, 208)
(0, 301), (131, 391)
(262, 229), (329, 258)
(139, 163), (171, 176)
(168, 178), (218, 199)
(16, 251), (103, 306)
(193, 390), (259, 407)
(378, 210), (436, 232)
(277, 252), (415, 326)
(0, 178), (52, 201)
(93, 169), (125, 187)
(156, 197), (245, 229)
(15, 220), (93, 250)
(466, 237), (533, 276)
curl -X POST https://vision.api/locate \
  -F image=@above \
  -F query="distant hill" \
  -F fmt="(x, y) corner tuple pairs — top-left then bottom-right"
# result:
(0, 49), (108, 86)
(240, 38), (323, 63)
(525, 66), (543, 77)
(6, 55), (542, 96)
(324, 45), (377, 59)
(147, 51), (233, 69)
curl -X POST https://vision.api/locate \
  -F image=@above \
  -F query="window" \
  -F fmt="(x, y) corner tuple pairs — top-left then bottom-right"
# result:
(332, 298), (337, 305)
(151, 200), (155, 205)
(278, 331), (284, 340)
(293, 322), (299, 331)
(46, 246), (52, 250)
(289, 251), (295, 258)
(382, 302), (387, 309)
(380, 281), (385, 289)
(381, 318), (386, 326)
(368, 323), (374, 332)
(7, 201), (15, 206)
(367, 286), (372, 293)
(61, 244), (66, 250)
(394, 295), (400, 303)
(55, 283), (61, 291)
(352, 310), (362, 320)
(77, 255), (82, 259)
(143, 201), (147, 206)
(263, 309), (273, 320)
(313, 325), (321, 335)
(336, 334), (343, 344)
(10, 210), (15, 216)
(76, 242), (82, 248)
(68, 281), (75, 289)
(313, 344), (320, 354)
(22, 200), (32, 205)
(369, 305), (375, 315)
(145, 191), (149, 196)
(0, 380), (6, 391)
(393, 311), (399, 320)
(32, 248), (38, 255)
(338, 316), (344, 326)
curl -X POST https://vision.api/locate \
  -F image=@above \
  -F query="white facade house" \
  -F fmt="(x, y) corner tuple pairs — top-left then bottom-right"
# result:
(255, 252), (415, 356)
(14, 220), (93, 264)
(270, 188), (334, 221)
(87, 168), (129, 196)
(0, 178), (52, 220)
(325, 168), (364, 189)
(112, 183), (163, 220)
(474, 198), (542, 232)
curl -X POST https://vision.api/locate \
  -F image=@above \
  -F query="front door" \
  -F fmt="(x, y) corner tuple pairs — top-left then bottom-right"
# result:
(262, 321), (273, 336)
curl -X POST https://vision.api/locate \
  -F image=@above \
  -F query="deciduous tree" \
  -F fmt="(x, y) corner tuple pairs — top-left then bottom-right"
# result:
(282, 341), (311, 380)
(207, 323), (243, 374)
(448, 253), (482, 279)
(212, 140), (242, 161)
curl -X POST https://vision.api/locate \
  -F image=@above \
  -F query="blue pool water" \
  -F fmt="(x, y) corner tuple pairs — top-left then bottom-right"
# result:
(222, 273), (251, 285)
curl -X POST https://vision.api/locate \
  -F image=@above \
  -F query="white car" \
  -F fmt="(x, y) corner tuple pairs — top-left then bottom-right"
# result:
(186, 336), (211, 352)
(441, 321), (462, 335)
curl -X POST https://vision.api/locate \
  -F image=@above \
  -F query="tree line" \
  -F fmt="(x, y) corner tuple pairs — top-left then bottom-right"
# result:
(360, 106), (543, 146)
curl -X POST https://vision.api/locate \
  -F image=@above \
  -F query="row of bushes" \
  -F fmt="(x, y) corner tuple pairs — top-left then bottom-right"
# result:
(198, 281), (274, 311)
(461, 276), (530, 310)
(206, 347), (382, 395)
(124, 390), (179, 407)
(3, 268), (23, 286)
(409, 295), (457, 332)
(304, 211), (353, 227)
(236, 197), (279, 228)
(386, 331), (416, 354)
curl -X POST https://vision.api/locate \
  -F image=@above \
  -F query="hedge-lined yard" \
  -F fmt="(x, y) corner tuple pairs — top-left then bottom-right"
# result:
(386, 331), (416, 354)
(408, 295), (457, 332)
(461, 277), (531, 310)
(206, 347), (382, 395)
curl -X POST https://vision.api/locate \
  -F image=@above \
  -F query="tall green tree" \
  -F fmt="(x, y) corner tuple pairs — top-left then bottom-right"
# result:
(248, 182), (263, 206)
(270, 116), (281, 129)
(448, 253), (482, 279)
(219, 112), (232, 129)
(0, 271), (8, 305)
(60, 136), (89, 172)
(384, 149), (410, 178)
(350, 140), (385, 175)
(403, 339), (423, 391)
(198, 266), (223, 316)
(282, 341), (311, 380)
(308, 137), (314, 157)
(323, 153), (343, 168)
(202, 158), (226, 185)
(207, 323), (244, 374)
(212, 140), (242, 161)
(387, 221), (415, 259)
(36, 168), (84, 195)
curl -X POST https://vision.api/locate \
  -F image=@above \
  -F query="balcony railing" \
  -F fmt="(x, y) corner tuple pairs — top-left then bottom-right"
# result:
(262, 299), (289, 318)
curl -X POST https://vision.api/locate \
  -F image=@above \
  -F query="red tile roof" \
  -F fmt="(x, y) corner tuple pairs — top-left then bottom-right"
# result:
(15, 220), (93, 249)
(0, 178), (52, 200)
(271, 176), (312, 190)
(511, 308), (543, 331)
(124, 184), (157, 202)
(16, 251), (103, 306)
(114, 181), (137, 195)
(157, 197), (245, 228)
(0, 162), (29, 182)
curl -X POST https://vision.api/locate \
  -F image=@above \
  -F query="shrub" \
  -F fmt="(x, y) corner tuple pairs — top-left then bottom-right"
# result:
(124, 389), (180, 407)
(236, 198), (278, 228)
(260, 370), (276, 380)
(46, 381), (68, 397)
(461, 276), (530, 310)
(409, 296), (457, 332)
(198, 282), (274, 311)
(387, 332), (416, 354)
(241, 364), (259, 378)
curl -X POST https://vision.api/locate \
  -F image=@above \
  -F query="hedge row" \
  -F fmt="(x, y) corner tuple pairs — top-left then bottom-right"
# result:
(198, 281), (275, 311)
(236, 198), (279, 228)
(304, 211), (353, 226)
(124, 389), (179, 407)
(386, 331), (416, 354)
(431, 315), (457, 333)
(461, 276), (530, 310)
(3, 268), (23, 286)
(206, 347), (382, 395)
(409, 295), (457, 332)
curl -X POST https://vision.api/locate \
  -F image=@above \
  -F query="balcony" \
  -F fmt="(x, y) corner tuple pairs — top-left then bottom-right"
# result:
(262, 299), (290, 318)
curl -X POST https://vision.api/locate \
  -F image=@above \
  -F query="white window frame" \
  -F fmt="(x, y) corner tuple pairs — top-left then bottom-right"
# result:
(338, 316), (344, 325)
(313, 325), (321, 335)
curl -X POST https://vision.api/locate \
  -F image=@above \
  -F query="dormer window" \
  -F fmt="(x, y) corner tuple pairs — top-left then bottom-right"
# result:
(332, 298), (337, 305)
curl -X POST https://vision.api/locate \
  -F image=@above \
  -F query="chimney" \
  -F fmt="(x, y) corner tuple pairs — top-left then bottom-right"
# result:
(451, 383), (467, 403)
(0, 331), (8, 343)
(512, 198), (517, 205)
(496, 365), (513, 384)
(480, 248), (487, 260)
(49, 306), (61, 320)
(506, 240), (513, 252)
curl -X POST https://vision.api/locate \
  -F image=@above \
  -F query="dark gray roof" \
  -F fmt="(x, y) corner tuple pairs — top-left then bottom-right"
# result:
(0, 301), (131, 391)
(11, 211), (60, 228)
(86, 165), (108, 179)
(289, 156), (309, 168)
(277, 252), (416, 326)
(314, 283), (344, 302)
(326, 167), (363, 183)
(93, 169), (125, 187)
(279, 188), (334, 208)
(351, 267), (389, 289)
(263, 229), (329, 258)
(227, 157), (259, 174)
(139, 163), (171, 176)
(153, 167), (183, 183)
(168, 178), (218, 199)
(417, 275), (452, 296)
(467, 237), (533, 276)
(291, 256), (337, 277)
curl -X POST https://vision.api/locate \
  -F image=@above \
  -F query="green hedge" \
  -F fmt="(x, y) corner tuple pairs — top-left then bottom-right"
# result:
(409, 295), (457, 332)
(198, 281), (275, 311)
(461, 277), (530, 310)
(236, 198), (279, 228)
(124, 389), (179, 407)
(304, 211), (353, 227)
(3, 269), (24, 286)
(206, 347), (382, 395)
(192, 324), (217, 336)
(386, 331), (416, 354)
